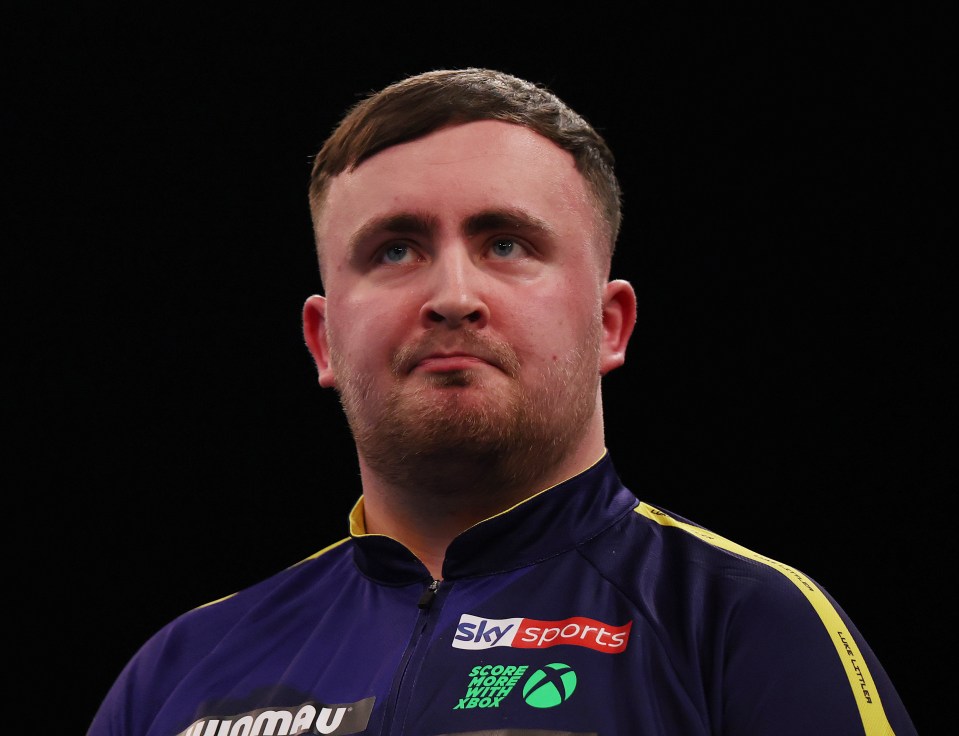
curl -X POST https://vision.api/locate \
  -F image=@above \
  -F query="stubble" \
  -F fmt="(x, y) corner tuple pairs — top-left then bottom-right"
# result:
(331, 324), (602, 501)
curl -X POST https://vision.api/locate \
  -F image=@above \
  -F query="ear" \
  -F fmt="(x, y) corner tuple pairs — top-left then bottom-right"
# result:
(599, 279), (637, 376)
(303, 295), (337, 388)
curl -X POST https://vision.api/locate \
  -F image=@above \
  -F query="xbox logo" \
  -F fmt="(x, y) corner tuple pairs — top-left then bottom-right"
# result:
(522, 663), (578, 708)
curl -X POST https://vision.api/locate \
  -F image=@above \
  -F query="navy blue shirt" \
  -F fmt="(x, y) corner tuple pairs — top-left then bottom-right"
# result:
(88, 453), (916, 735)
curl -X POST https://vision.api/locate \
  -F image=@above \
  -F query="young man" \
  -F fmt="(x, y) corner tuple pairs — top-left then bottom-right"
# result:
(88, 68), (916, 736)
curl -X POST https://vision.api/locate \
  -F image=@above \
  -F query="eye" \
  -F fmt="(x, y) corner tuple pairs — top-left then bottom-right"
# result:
(488, 237), (527, 259)
(379, 242), (418, 265)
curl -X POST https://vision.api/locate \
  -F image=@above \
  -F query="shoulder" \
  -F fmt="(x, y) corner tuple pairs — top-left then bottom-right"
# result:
(98, 538), (355, 700)
(88, 538), (355, 734)
(168, 536), (354, 640)
(582, 500), (843, 629)
(560, 490), (832, 661)
(579, 503), (918, 733)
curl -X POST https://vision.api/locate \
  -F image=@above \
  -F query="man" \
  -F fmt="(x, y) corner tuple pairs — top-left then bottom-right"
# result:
(88, 68), (916, 736)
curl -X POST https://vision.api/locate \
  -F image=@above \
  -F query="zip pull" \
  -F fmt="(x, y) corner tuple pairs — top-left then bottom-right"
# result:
(418, 579), (440, 609)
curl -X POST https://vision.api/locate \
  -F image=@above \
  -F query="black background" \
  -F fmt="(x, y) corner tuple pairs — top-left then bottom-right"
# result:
(9, 4), (950, 733)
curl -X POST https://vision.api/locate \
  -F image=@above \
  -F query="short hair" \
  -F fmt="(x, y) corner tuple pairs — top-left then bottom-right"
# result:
(308, 68), (622, 268)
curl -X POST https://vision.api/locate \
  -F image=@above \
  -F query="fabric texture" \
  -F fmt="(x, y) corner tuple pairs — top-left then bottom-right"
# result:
(87, 453), (916, 736)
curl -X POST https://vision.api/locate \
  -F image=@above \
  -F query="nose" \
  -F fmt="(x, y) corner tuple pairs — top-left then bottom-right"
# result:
(419, 248), (489, 328)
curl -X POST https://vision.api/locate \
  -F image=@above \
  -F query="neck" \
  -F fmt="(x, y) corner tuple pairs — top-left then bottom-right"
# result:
(356, 426), (607, 579)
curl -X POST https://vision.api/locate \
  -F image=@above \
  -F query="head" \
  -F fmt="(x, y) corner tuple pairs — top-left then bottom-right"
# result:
(303, 69), (635, 501)
(308, 67), (622, 283)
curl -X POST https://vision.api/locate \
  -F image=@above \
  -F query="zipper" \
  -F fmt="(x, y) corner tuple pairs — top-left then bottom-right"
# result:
(383, 578), (445, 735)
(417, 578), (440, 609)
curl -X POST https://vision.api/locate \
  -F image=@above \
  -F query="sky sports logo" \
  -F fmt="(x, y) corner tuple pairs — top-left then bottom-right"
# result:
(453, 613), (632, 653)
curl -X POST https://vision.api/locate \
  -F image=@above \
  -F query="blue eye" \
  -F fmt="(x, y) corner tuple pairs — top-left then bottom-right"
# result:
(382, 244), (412, 263)
(490, 238), (523, 258)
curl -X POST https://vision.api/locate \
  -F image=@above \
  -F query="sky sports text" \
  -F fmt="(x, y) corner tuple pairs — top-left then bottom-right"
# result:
(453, 614), (631, 653)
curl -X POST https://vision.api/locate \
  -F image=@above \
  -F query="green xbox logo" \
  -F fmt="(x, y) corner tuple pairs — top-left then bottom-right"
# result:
(522, 663), (578, 708)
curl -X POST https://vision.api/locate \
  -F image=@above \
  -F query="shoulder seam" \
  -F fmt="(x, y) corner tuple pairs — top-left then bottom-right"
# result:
(634, 502), (895, 736)
(192, 537), (352, 611)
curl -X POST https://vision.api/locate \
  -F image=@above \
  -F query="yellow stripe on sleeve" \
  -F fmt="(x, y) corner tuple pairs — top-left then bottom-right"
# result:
(636, 502), (896, 736)
(193, 537), (351, 611)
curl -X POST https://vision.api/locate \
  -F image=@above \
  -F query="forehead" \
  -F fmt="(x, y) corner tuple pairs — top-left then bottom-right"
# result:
(315, 120), (600, 252)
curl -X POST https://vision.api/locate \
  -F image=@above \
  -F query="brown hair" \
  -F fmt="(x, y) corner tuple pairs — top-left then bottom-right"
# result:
(308, 68), (622, 265)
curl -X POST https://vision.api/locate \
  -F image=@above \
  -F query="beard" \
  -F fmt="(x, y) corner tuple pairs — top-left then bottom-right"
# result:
(330, 324), (602, 500)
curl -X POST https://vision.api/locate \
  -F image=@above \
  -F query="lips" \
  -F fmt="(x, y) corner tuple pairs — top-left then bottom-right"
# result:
(414, 352), (493, 373)
(392, 336), (520, 378)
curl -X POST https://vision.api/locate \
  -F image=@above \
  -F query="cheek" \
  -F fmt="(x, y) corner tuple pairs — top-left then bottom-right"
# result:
(328, 295), (408, 365)
(513, 295), (597, 366)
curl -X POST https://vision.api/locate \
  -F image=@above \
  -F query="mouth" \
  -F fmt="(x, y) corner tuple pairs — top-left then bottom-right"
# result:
(413, 352), (494, 374)
(393, 337), (519, 378)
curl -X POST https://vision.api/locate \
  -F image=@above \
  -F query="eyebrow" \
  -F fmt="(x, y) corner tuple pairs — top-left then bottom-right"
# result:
(463, 209), (557, 239)
(348, 212), (438, 253)
(347, 208), (557, 255)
